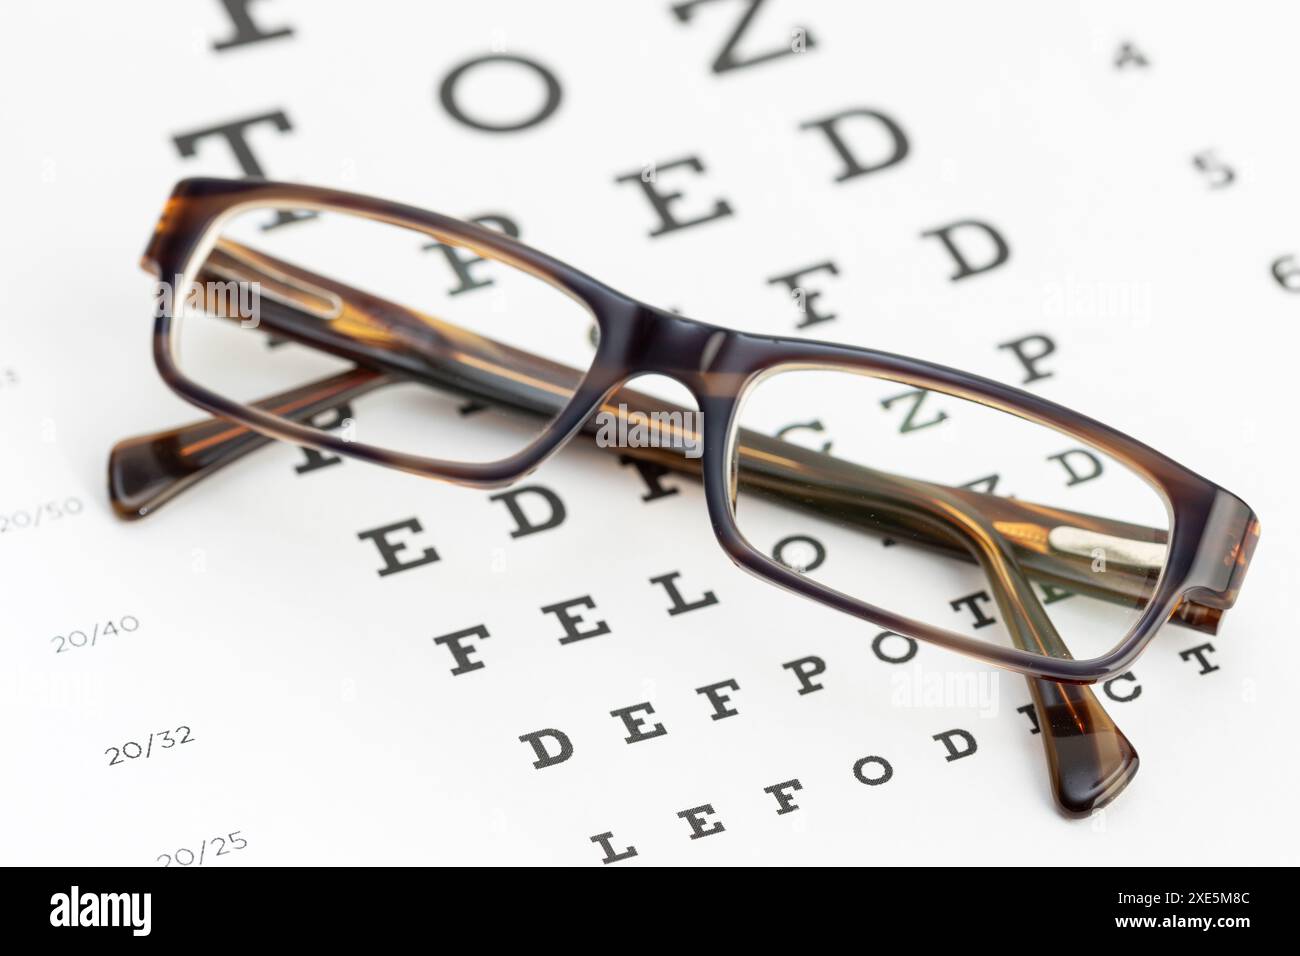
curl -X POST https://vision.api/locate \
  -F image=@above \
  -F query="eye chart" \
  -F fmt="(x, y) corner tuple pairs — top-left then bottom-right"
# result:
(1, 0), (1296, 866)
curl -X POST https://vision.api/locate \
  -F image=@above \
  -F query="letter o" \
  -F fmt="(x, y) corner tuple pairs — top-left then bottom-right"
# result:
(439, 54), (562, 133)
(853, 755), (894, 786)
(772, 534), (826, 574)
(871, 630), (918, 664)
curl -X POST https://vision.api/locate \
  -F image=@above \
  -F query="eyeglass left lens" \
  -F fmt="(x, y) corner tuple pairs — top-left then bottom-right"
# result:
(168, 205), (599, 465)
(729, 365), (1171, 664)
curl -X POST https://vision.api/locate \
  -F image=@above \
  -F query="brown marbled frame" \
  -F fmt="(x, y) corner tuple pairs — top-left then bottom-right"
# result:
(116, 177), (1260, 814)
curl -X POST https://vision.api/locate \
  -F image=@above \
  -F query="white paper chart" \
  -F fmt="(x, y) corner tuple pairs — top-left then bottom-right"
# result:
(1, 0), (1297, 865)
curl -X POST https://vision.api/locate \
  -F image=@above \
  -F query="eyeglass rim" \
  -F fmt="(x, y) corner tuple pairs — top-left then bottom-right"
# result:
(143, 177), (1259, 683)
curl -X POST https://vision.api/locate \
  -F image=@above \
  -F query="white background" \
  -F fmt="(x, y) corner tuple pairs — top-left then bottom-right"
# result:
(0, 1), (1296, 864)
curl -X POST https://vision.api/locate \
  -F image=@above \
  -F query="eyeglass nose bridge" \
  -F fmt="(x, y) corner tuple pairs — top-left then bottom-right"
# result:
(601, 303), (738, 401)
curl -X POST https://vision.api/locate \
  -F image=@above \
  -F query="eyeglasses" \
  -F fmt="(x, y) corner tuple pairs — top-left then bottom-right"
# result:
(113, 177), (1261, 817)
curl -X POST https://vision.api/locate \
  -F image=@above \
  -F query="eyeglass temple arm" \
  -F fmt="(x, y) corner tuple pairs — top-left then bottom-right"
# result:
(112, 241), (1149, 815)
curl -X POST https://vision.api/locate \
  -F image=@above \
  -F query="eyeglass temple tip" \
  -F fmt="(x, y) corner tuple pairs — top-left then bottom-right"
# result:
(1031, 678), (1140, 817)
(108, 432), (185, 520)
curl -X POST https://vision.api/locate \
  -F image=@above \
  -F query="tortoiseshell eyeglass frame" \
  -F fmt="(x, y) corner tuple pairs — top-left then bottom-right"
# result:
(114, 178), (1260, 816)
